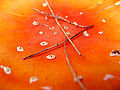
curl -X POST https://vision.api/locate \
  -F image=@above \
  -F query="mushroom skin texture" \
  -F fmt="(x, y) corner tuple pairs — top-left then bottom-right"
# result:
(0, 0), (120, 90)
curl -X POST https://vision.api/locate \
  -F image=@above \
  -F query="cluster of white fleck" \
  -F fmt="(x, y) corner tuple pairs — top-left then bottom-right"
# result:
(46, 55), (56, 60)
(98, 31), (104, 35)
(41, 86), (52, 90)
(17, 46), (24, 52)
(102, 19), (106, 23)
(39, 31), (44, 35)
(103, 74), (114, 81)
(42, 3), (48, 7)
(114, 1), (120, 5)
(29, 76), (39, 84)
(40, 41), (48, 46)
(64, 26), (68, 29)
(110, 50), (120, 56)
(32, 21), (39, 26)
(83, 31), (89, 37)
(0, 65), (11, 74)
(80, 11), (83, 15)
(53, 32), (58, 35)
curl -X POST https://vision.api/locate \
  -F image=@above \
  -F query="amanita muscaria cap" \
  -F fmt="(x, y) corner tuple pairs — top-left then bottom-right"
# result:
(0, 0), (120, 90)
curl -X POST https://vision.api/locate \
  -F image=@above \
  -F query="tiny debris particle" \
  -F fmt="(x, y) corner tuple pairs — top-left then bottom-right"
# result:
(32, 21), (39, 26)
(66, 32), (70, 36)
(80, 11), (83, 15)
(41, 86), (52, 90)
(53, 32), (58, 35)
(40, 41), (48, 46)
(74, 76), (83, 82)
(49, 26), (55, 30)
(0, 65), (11, 74)
(73, 22), (78, 26)
(115, 1), (120, 5)
(42, 3), (48, 7)
(110, 50), (120, 56)
(17, 46), (24, 52)
(103, 74), (114, 81)
(102, 19), (106, 23)
(39, 31), (44, 35)
(83, 31), (89, 37)
(45, 16), (48, 20)
(98, 31), (104, 35)
(65, 16), (68, 18)
(30, 76), (38, 84)
(46, 55), (56, 60)
(64, 26), (68, 29)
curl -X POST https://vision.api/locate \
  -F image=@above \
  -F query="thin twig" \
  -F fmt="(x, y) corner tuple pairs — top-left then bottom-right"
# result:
(33, 8), (88, 28)
(64, 36), (86, 90)
(23, 25), (93, 60)
(45, 0), (81, 56)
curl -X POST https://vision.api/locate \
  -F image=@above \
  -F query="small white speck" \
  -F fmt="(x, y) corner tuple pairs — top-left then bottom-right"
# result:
(49, 27), (54, 30)
(110, 50), (120, 56)
(73, 22), (78, 26)
(40, 41), (48, 46)
(30, 76), (38, 84)
(66, 32), (70, 36)
(74, 76), (83, 82)
(53, 32), (58, 35)
(102, 19), (106, 23)
(0, 65), (4, 68)
(42, 3), (48, 7)
(39, 31), (44, 35)
(45, 16), (48, 20)
(64, 26), (68, 29)
(80, 11), (83, 15)
(3, 66), (11, 74)
(17, 46), (24, 52)
(103, 74), (114, 81)
(83, 31), (89, 37)
(98, 31), (104, 35)
(115, 1), (120, 5)
(32, 21), (39, 26)
(118, 61), (120, 64)
(65, 16), (68, 18)
(46, 55), (56, 60)
(41, 86), (52, 90)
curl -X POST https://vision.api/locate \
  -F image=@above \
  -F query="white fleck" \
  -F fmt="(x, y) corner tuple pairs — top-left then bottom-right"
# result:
(41, 86), (52, 90)
(98, 31), (104, 35)
(80, 11), (83, 15)
(64, 26), (68, 29)
(110, 50), (120, 56)
(73, 22), (78, 26)
(102, 19), (106, 23)
(46, 55), (56, 60)
(0, 65), (11, 74)
(65, 16), (68, 18)
(49, 27), (54, 30)
(17, 46), (24, 52)
(32, 21), (39, 26)
(39, 31), (44, 35)
(53, 32), (58, 35)
(30, 76), (38, 84)
(83, 31), (89, 37)
(66, 32), (70, 36)
(45, 16), (48, 20)
(103, 74), (114, 81)
(0, 65), (4, 68)
(40, 41), (48, 46)
(74, 76), (83, 82)
(115, 1), (120, 5)
(42, 3), (48, 7)
(118, 61), (120, 64)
